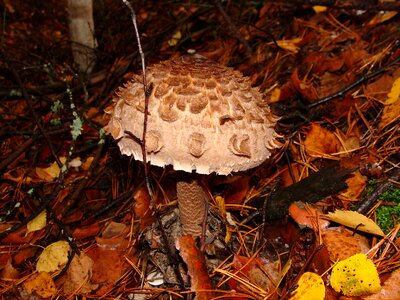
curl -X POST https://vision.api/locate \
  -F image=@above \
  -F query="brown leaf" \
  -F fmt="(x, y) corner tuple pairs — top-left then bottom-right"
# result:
(87, 246), (131, 296)
(322, 227), (369, 261)
(231, 255), (280, 294)
(62, 252), (97, 295)
(13, 247), (38, 266)
(364, 268), (400, 300)
(72, 222), (101, 240)
(224, 176), (250, 204)
(176, 235), (214, 299)
(1, 258), (19, 280)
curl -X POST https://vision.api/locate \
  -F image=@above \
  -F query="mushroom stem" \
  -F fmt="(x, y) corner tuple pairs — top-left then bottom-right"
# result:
(176, 179), (207, 236)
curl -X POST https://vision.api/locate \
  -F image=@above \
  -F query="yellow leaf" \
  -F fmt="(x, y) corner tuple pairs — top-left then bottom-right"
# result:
(313, 6), (327, 13)
(27, 210), (47, 234)
(330, 253), (381, 296)
(36, 240), (71, 273)
(290, 272), (325, 300)
(168, 31), (182, 46)
(35, 157), (67, 182)
(379, 77), (400, 129)
(22, 272), (57, 298)
(215, 196), (232, 243)
(276, 37), (303, 53)
(368, 11), (397, 26)
(327, 210), (385, 236)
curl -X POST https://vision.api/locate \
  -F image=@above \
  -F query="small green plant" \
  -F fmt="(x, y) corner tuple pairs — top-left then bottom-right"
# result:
(375, 186), (400, 234)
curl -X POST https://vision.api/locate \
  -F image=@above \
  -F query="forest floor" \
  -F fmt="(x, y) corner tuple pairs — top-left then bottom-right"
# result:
(0, 0), (400, 299)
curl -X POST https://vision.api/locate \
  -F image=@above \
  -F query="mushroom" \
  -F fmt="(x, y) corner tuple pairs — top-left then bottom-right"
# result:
(106, 55), (280, 236)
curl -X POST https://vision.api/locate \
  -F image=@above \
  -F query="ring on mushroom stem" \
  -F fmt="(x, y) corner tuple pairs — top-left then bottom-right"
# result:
(105, 54), (280, 236)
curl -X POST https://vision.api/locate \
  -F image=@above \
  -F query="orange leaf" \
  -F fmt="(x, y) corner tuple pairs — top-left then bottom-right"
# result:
(72, 222), (101, 240)
(176, 235), (214, 299)
(303, 123), (340, 158)
(13, 246), (38, 265)
(22, 272), (57, 298)
(87, 246), (131, 296)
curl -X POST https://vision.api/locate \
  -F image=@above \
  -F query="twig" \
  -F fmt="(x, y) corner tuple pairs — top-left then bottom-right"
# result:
(121, 0), (155, 203)
(357, 168), (400, 215)
(308, 56), (400, 108)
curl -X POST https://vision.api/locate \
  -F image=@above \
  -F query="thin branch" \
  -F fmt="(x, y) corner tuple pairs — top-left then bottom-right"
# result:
(308, 55), (400, 108)
(121, 0), (154, 203)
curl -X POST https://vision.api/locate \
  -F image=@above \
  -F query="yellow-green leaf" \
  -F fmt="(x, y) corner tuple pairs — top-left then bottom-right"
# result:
(27, 210), (47, 234)
(379, 76), (400, 130)
(330, 253), (381, 296)
(36, 240), (71, 273)
(327, 210), (385, 236)
(290, 272), (325, 300)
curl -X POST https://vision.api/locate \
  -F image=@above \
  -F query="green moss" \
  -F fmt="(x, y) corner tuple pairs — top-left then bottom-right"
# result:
(374, 186), (400, 234)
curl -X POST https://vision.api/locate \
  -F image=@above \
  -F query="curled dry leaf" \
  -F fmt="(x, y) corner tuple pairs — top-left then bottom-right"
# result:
(1, 259), (19, 280)
(176, 235), (214, 299)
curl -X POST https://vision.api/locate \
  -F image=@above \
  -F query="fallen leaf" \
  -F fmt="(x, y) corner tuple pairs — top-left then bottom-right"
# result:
(330, 253), (381, 296)
(364, 268), (400, 300)
(327, 210), (385, 236)
(322, 227), (369, 261)
(379, 76), (400, 130)
(176, 235), (214, 299)
(87, 246), (131, 296)
(291, 70), (318, 102)
(22, 272), (57, 298)
(303, 123), (341, 158)
(1, 258), (19, 280)
(72, 222), (101, 240)
(35, 157), (67, 182)
(62, 252), (98, 295)
(276, 37), (303, 53)
(13, 246), (38, 265)
(368, 11), (398, 26)
(231, 255), (280, 294)
(289, 272), (325, 300)
(36, 240), (71, 273)
(337, 171), (366, 202)
(289, 202), (330, 229)
(26, 210), (47, 235)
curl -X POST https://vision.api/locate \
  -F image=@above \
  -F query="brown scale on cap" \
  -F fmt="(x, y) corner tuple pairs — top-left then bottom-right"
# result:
(106, 55), (280, 176)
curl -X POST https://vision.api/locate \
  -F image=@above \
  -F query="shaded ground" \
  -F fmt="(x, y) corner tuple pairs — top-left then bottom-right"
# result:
(0, 0), (399, 299)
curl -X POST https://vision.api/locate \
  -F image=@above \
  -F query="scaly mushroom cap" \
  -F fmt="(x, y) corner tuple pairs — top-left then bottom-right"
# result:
(106, 55), (279, 175)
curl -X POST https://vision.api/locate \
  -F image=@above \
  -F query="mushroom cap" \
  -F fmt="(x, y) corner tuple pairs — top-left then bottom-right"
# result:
(106, 55), (279, 175)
